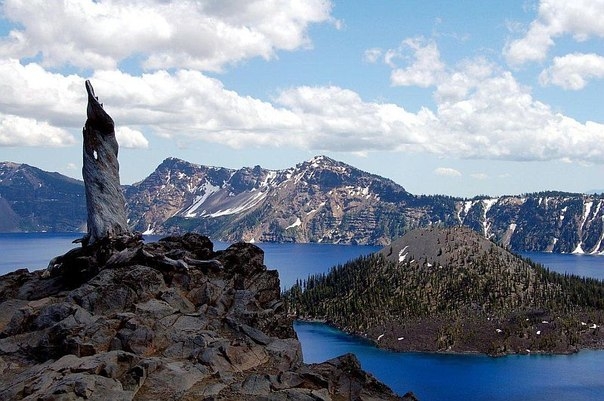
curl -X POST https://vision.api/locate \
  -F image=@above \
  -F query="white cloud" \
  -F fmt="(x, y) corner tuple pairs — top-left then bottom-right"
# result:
(90, 69), (304, 148)
(539, 53), (604, 89)
(363, 48), (382, 63)
(504, 0), (604, 66)
(372, 39), (604, 163)
(116, 127), (149, 149)
(0, 113), (75, 147)
(434, 167), (462, 177)
(2, 0), (604, 170)
(274, 85), (431, 151)
(0, 59), (83, 127)
(434, 58), (494, 103)
(390, 37), (445, 87)
(3, 53), (604, 164)
(0, 0), (333, 71)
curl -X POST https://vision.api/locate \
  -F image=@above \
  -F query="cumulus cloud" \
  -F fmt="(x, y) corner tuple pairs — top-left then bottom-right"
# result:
(389, 37), (445, 87)
(539, 53), (604, 89)
(0, 0), (333, 71)
(90, 69), (304, 147)
(369, 38), (604, 163)
(116, 127), (149, 149)
(274, 85), (432, 151)
(1, 0), (604, 166)
(0, 59), (83, 127)
(504, 0), (604, 66)
(3, 53), (604, 163)
(0, 113), (75, 147)
(434, 167), (462, 177)
(0, 59), (151, 148)
(0, 0), (336, 150)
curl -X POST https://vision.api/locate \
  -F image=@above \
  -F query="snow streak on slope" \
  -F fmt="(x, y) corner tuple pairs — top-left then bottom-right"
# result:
(482, 198), (498, 237)
(286, 218), (302, 229)
(591, 200), (604, 254)
(204, 190), (267, 218)
(183, 182), (221, 217)
(574, 199), (593, 254)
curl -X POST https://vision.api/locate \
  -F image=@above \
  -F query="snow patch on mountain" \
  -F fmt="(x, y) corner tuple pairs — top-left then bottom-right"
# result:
(143, 224), (154, 235)
(399, 246), (409, 262)
(183, 182), (221, 217)
(581, 200), (593, 228)
(572, 243), (585, 254)
(482, 198), (498, 237)
(205, 191), (267, 218)
(286, 218), (302, 230)
(559, 206), (568, 221)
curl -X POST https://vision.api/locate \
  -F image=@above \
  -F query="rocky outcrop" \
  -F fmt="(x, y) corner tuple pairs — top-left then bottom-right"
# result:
(0, 233), (406, 400)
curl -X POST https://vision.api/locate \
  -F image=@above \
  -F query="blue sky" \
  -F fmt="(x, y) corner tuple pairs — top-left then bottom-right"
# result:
(1, 0), (604, 197)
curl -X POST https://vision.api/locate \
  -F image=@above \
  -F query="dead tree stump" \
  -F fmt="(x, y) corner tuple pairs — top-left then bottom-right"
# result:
(82, 80), (131, 246)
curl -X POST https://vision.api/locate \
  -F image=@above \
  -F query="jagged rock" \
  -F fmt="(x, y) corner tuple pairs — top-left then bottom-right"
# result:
(0, 234), (407, 400)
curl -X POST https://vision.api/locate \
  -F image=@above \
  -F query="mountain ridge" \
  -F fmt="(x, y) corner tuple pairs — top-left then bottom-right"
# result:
(2, 157), (604, 254)
(0, 161), (86, 232)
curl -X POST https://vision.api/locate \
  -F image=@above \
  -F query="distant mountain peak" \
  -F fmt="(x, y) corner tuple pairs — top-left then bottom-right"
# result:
(0, 161), (22, 169)
(3, 157), (604, 253)
(158, 157), (198, 170)
(312, 155), (353, 167)
(308, 154), (336, 164)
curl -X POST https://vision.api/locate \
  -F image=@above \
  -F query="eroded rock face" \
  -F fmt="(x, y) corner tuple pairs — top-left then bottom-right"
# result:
(0, 234), (406, 400)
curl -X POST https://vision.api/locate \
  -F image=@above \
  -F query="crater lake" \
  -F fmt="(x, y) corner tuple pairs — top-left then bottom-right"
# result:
(1, 232), (603, 400)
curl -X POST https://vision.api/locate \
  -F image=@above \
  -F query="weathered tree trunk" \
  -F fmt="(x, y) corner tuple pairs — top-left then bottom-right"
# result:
(82, 80), (131, 246)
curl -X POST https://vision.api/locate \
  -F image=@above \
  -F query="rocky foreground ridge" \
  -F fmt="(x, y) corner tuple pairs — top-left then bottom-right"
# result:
(0, 233), (411, 400)
(2, 157), (604, 253)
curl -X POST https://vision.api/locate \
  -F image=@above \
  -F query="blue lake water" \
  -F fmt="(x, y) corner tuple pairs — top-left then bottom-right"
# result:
(1, 233), (603, 400)
(0, 233), (381, 289)
(520, 251), (604, 281)
(295, 321), (604, 401)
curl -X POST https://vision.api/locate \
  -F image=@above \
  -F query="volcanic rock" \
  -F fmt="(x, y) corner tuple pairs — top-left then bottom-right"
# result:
(0, 234), (406, 400)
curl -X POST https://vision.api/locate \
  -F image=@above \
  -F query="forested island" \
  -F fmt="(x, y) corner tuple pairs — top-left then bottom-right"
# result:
(285, 227), (604, 356)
